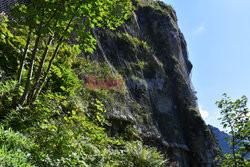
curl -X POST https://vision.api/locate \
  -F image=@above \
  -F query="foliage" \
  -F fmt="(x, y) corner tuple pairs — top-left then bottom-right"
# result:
(1, 90), (167, 166)
(6, 0), (133, 107)
(0, 126), (39, 167)
(209, 125), (225, 165)
(77, 56), (128, 108)
(0, 80), (18, 117)
(117, 33), (150, 51)
(136, 0), (173, 20)
(216, 93), (250, 167)
(123, 141), (167, 167)
(0, 55), (167, 166)
(0, 14), (20, 76)
(0, 2), (168, 166)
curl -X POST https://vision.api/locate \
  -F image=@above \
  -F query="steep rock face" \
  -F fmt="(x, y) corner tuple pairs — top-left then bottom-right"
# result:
(89, 1), (217, 166)
(0, 0), (218, 166)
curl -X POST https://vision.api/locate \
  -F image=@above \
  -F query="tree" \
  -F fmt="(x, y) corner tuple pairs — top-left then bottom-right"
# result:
(9, 0), (133, 107)
(216, 93), (250, 167)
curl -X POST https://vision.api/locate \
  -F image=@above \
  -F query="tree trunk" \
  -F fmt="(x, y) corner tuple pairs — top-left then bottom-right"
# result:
(31, 42), (61, 102)
(31, 17), (74, 103)
(229, 120), (238, 167)
(12, 30), (32, 108)
(19, 23), (43, 106)
(28, 35), (53, 102)
(232, 134), (238, 167)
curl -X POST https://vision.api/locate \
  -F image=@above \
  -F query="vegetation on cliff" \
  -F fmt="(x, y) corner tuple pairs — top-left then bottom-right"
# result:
(0, 0), (168, 166)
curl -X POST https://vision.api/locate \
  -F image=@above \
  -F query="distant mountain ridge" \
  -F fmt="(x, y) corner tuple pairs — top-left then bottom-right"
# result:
(208, 125), (231, 154)
(209, 124), (250, 161)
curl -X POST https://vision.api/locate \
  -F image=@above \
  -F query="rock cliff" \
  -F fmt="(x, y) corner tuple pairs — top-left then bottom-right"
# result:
(0, 0), (218, 166)
(89, 0), (217, 166)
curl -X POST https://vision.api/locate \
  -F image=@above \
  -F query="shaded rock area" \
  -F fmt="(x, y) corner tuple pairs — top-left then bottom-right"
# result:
(88, 0), (218, 166)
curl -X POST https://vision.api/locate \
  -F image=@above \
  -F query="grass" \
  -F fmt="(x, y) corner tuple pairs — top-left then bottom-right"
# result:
(136, 0), (174, 21)
(0, 126), (37, 167)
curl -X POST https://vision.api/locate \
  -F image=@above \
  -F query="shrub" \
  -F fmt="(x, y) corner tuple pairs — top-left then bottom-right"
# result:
(123, 141), (167, 167)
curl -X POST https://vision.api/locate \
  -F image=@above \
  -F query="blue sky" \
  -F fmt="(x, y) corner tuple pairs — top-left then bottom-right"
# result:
(162, 0), (250, 130)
